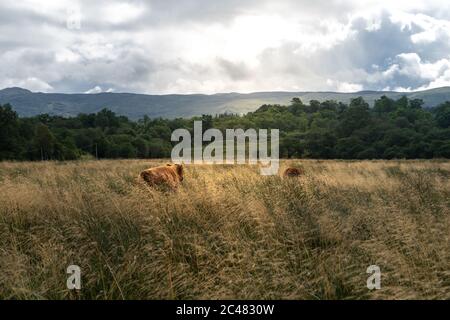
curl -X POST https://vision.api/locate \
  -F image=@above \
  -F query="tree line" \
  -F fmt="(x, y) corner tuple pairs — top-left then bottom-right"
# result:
(0, 95), (449, 161)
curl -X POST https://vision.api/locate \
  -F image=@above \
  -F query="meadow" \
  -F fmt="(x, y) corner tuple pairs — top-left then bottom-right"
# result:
(0, 159), (448, 300)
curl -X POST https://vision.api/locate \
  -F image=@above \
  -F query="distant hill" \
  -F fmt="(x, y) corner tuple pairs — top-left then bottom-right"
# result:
(1, 86), (450, 120)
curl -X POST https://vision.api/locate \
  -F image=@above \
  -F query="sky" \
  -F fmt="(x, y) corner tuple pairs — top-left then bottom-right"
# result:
(1, 0), (450, 94)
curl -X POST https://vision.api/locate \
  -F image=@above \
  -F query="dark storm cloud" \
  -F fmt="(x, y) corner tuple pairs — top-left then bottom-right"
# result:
(216, 58), (251, 81)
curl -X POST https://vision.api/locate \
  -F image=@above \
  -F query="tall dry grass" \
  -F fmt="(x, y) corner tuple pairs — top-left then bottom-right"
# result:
(0, 159), (448, 300)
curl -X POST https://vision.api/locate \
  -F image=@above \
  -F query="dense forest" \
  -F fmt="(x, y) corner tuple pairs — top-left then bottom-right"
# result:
(1, 95), (449, 161)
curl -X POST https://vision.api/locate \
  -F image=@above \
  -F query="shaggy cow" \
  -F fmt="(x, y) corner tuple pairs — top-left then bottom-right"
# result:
(282, 167), (305, 178)
(139, 164), (184, 189)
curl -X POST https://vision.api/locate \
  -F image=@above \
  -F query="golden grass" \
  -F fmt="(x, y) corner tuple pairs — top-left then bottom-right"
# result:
(0, 159), (449, 300)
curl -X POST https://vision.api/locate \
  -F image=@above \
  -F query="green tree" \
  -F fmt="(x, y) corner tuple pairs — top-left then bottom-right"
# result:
(33, 123), (56, 160)
(374, 96), (395, 114)
(0, 104), (21, 160)
(339, 97), (371, 137)
(434, 102), (450, 128)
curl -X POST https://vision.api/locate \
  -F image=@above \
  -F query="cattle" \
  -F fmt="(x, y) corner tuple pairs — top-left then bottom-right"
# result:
(282, 167), (305, 178)
(139, 164), (184, 190)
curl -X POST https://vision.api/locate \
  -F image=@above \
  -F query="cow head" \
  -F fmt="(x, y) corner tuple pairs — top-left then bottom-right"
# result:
(167, 163), (184, 181)
(175, 164), (184, 181)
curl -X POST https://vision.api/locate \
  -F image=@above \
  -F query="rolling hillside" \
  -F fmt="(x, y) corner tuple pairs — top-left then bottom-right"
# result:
(1, 86), (450, 120)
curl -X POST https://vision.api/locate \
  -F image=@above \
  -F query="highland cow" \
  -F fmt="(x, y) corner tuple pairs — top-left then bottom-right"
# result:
(139, 164), (184, 189)
(282, 167), (305, 178)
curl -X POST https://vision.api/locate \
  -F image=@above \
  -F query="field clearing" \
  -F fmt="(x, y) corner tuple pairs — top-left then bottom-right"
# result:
(0, 159), (449, 300)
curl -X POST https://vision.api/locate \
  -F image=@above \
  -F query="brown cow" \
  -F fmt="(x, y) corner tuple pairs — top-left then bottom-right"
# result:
(282, 167), (305, 178)
(139, 164), (184, 190)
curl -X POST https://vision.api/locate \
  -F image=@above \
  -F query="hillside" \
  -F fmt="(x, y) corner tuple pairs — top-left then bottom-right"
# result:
(1, 87), (450, 119)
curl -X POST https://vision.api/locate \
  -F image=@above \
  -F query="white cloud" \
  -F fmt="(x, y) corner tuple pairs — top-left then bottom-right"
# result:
(22, 77), (54, 92)
(55, 48), (81, 63)
(1, 1), (450, 93)
(390, 11), (450, 44)
(336, 82), (363, 92)
(369, 52), (450, 90)
(418, 69), (450, 90)
(0, 77), (54, 92)
(85, 86), (103, 94)
(329, 80), (364, 93)
(102, 2), (145, 25)
(85, 86), (115, 94)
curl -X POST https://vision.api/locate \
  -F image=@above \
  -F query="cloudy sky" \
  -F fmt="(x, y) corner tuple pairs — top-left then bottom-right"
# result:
(1, 0), (450, 94)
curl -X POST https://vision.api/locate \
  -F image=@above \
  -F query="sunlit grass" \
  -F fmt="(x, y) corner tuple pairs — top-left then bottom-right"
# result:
(0, 159), (449, 299)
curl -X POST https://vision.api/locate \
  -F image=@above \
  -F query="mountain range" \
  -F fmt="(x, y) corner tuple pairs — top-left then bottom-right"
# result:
(1, 86), (450, 120)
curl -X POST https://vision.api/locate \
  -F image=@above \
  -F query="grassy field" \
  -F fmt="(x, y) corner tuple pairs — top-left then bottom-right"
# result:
(0, 159), (449, 300)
